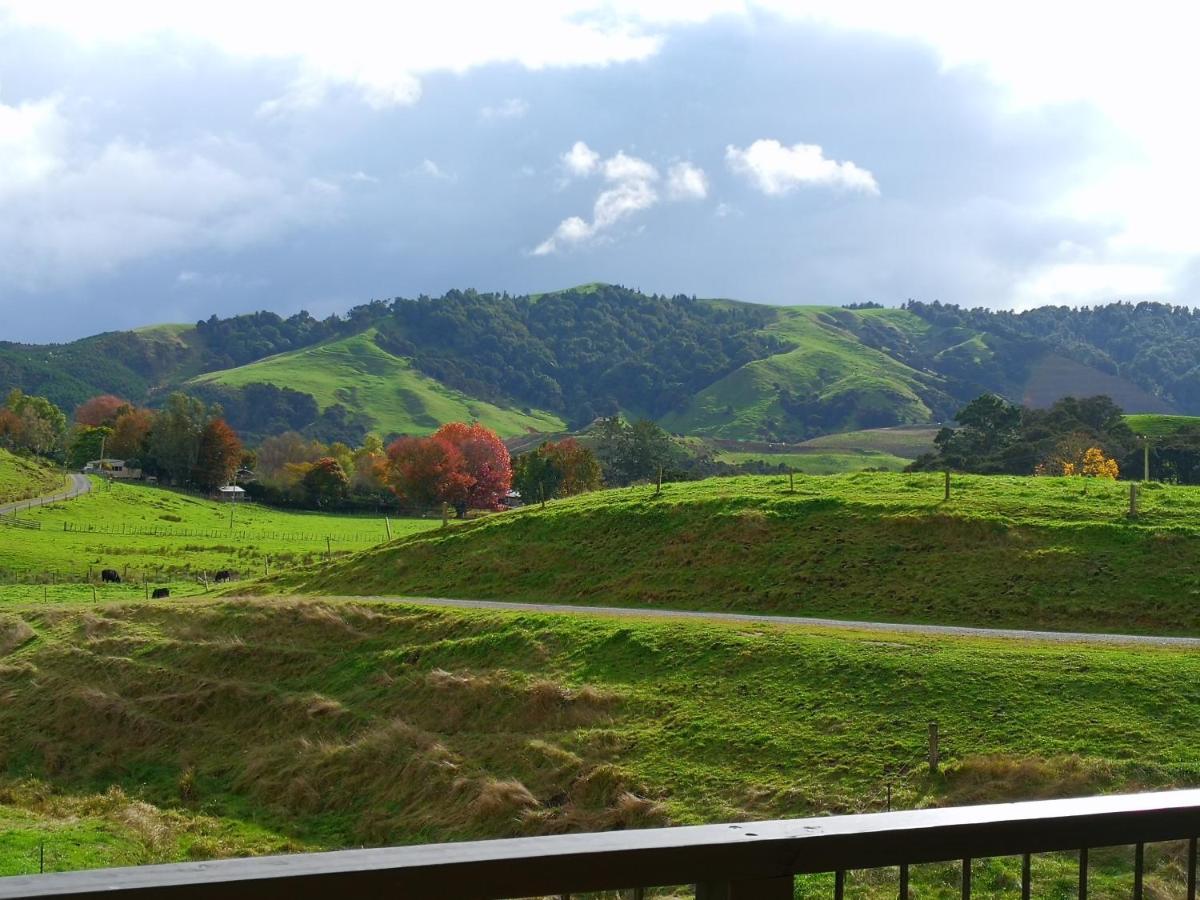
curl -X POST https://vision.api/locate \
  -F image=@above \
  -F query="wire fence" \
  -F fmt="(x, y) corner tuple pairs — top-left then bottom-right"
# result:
(60, 521), (387, 543)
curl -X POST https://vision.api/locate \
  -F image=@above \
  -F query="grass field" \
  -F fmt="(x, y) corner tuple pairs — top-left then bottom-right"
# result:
(714, 448), (910, 473)
(0, 450), (66, 505)
(1125, 414), (1200, 437)
(0, 478), (440, 584)
(0, 597), (1197, 896)
(269, 472), (1200, 635)
(796, 424), (940, 459)
(189, 329), (565, 437)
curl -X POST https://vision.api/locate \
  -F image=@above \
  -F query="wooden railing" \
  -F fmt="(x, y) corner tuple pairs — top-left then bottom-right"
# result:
(2, 791), (1199, 898)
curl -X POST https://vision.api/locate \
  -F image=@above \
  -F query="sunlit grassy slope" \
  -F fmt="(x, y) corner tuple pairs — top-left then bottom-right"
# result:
(1124, 414), (1200, 437)
(660, 308), (944, 439)
(189, 330), (565, 437)
(2, 596), (1199, 897)
(714, 449), (910, 473)
(270, 472), (1200, 635)
(0, 478), (439, 584)
(796, 424), (940, 458)
(0, 449), (65, 505)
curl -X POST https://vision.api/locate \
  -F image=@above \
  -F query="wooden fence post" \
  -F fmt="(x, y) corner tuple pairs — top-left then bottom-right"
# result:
(384, 517), (392, 540)
(1128, 482), (1139, 518)
(326, 536), (332, 561)
(944, 470), (951, 501)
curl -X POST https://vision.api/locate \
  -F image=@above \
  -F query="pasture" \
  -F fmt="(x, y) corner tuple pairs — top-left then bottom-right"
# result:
(271, 472), (1200, 635)
(0, 597), (1196, 897)
(0, 477), (440, 585)
(0, 450), (65, 505)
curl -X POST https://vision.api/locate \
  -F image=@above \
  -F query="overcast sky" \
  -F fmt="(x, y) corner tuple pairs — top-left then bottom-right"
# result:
(1, 1), (1197, 342)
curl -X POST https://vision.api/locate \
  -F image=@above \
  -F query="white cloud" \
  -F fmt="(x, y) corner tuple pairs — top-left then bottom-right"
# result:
(562, 141), (601, 177)
(0, 2), (668, 112)
(666, 161), (708, 200)
(726, 139), (879, 196)
(417, 158), (454, 181)
(480, 98), (529, 121)
(0, 95), (337, 289)
(536, 146), (662, 254)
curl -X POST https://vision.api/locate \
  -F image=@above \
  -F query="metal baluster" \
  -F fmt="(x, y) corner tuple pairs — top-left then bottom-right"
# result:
(1079, 847), (1089, 900)
(1134, 842), (1144, 900)
(962, 857), (971, 899)
(899, 863), (909, 900)
(1190, 837), (1197, 900)
(1021, 852), (1031, 900)
(834, 869), (845, 900)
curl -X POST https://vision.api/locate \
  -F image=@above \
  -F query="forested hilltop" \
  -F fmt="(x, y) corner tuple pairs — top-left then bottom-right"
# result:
(1, 285), (1196, 445)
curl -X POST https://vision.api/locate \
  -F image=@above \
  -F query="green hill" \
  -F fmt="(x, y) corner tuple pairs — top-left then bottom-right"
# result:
(1124, 414), (1200, 437)
(3, 596), (1200, 896)
(189, 330), (564, 438)
(268, 472), (1200, 635)
(0, 448), (66, 505)
(660, 307), (950, 439)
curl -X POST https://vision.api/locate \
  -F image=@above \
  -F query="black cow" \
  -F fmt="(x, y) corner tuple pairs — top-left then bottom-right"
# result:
(100, 569), (121, 583)
(213, 570), (232, 584)
(151, 588), (170, 599)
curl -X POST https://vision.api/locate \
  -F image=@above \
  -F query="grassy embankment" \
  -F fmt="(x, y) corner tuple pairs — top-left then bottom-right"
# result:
(188, 329), (565, 437)
(0, 477), (440, 602)
(710, 425), (938, 474)
(1124, 414), (1200, 437)
(0, 450), (66, 506)
(271, 472), (1200, 635)
(1, 597), (1199, 896)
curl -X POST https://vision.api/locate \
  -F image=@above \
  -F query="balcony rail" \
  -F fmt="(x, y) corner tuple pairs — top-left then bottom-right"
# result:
(2, 790), (1199, 899)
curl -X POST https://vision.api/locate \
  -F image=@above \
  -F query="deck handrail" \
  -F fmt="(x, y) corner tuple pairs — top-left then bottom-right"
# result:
(3, 790), (1200, 899)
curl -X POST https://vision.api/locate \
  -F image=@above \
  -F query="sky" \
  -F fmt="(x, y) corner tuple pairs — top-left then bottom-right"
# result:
(1, 1), (1198, 342)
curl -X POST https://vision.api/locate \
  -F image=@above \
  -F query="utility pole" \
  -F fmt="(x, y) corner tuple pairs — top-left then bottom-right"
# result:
(1143, 437), (1151, 483)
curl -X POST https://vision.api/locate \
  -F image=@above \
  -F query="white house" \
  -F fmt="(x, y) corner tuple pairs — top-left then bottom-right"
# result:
(83, 459), (142, 479)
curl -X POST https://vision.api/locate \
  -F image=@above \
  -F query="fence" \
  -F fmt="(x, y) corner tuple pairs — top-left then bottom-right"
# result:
(60, 521), (386, 543)
(2, 790), (1199, 898)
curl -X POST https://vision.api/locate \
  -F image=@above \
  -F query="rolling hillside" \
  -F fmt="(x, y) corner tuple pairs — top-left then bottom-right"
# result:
(659, 307), (952, 439)
(4, 596), (1200, 896)
(188, 330), (565, 438)
(267, 472), (1200, 635)
(0, 448), (66, 504)
(2, 288), (1194, 446)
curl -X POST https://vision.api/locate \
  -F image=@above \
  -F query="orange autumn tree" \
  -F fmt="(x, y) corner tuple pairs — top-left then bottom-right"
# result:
(74, 394), (130, 427)
(1037, 432), (1119, 479)
(384, 422), (511, 516)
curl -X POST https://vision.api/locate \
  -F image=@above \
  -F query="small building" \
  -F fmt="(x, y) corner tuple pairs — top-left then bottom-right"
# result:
(216, 485), (246, 502)
(83, 459), (142, 479)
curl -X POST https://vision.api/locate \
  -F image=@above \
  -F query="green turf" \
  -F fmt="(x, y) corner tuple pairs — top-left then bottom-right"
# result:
(0, 597), (1196, 896)
(795, 425), (940, 459)
(714, 449), (910, 473)
(188, 329), (565, 437)
(269, 472), (1200, 635)
(0, 450), (66, 506)
(0, 477), (441, 583)
(1124, 414), (1200, 437)
(659, 308), (942, 439)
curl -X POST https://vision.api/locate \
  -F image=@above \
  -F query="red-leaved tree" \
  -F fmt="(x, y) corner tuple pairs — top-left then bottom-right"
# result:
(384, 422), (511, 515)
(75, 395), (129, 427)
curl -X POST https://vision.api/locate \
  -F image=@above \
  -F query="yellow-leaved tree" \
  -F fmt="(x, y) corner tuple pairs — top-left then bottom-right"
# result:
(1082, 446), (1119, 479)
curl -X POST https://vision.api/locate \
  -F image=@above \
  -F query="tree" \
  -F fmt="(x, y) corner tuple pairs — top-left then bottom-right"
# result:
(74, 395), (129, 427)
(68, 425), (112, 468)
(434, 422), (512, 512)
(109, 407), (154, 460)
(146, 393), (211, 484)
(192, 419), (242, 491)
(3, 389), (67, 458)
(302, 457), (350, 507)
(1082, 447), (1120, 479)
(384, 435), (472, 508)
(513, 438), (601, 502)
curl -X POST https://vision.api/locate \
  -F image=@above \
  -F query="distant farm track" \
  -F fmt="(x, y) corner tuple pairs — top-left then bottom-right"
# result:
(0, 472), (91, 517)
(354, 594), (1200, 648)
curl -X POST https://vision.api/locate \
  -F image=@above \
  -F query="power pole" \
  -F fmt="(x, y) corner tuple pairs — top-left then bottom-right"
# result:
(1143, 437), (1151, 483)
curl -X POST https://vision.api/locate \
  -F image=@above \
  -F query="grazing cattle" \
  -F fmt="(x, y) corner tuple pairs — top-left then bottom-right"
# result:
(213, 570), (231, 584)
(151, 588), (170, 599)
(100, 569), (121, 583)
